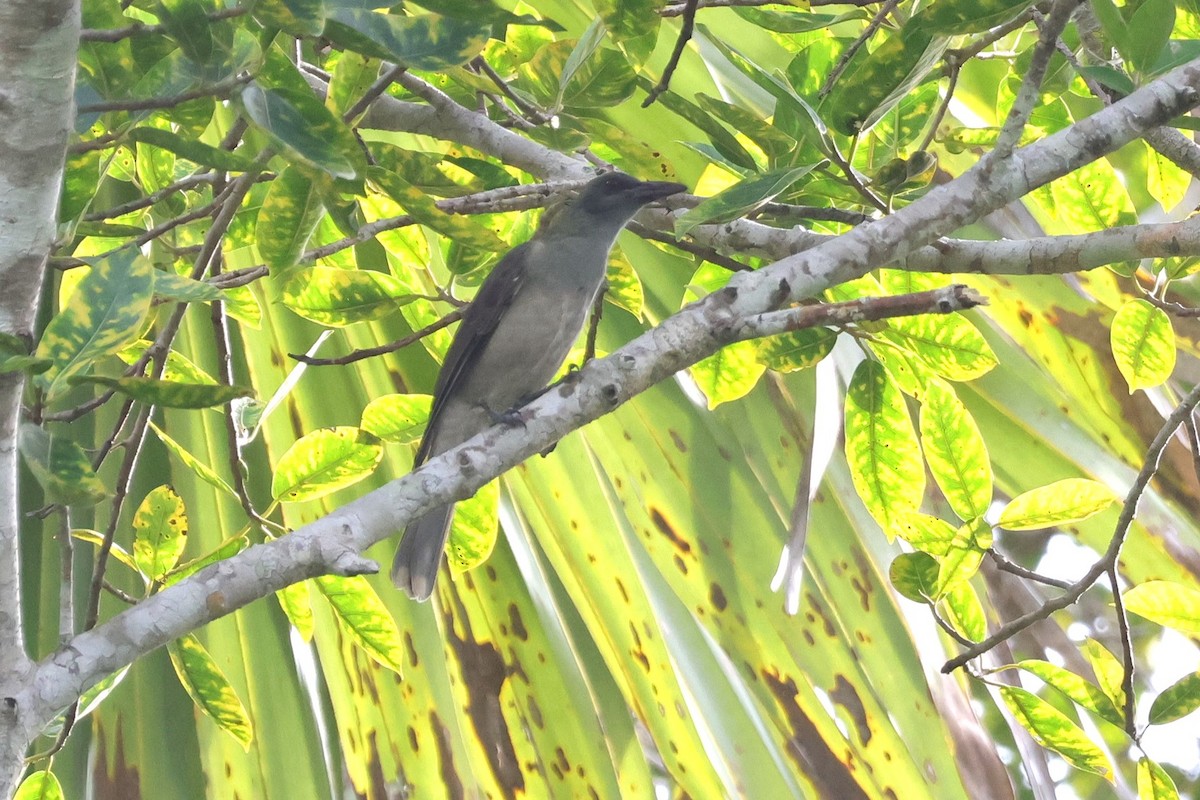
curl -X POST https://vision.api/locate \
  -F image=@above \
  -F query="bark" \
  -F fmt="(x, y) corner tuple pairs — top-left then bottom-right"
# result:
(0, 0), (80, 796)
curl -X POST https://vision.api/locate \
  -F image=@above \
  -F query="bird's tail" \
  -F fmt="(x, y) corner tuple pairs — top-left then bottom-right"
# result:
(391, 504), (454, 601)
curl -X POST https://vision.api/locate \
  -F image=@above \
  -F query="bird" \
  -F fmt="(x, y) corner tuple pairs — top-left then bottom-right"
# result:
(391, 170), (687, 601)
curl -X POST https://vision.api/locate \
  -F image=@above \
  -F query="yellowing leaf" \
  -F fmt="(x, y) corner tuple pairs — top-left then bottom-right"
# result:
(998, 686), (1112, 778)
(271, 426), (382, 502)
(316, 575), (405, 674)
(1123, 580), (1200, 635)
(168, 634), (254, 750)
(132, 485), (189, 580)
(1111, 299), (1175, 392)
(998, 478), (1117, 530)
(844, 360), (925, 535)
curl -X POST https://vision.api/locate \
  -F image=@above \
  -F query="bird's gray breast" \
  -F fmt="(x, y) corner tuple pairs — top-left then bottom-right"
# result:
(461, 238), (606, 413)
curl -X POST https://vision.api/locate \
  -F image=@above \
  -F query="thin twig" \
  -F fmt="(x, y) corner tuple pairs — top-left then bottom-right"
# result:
(77, 73), (253, 114)
(755, 202), (872, 226)
(988, 550), (1074, 590)
(1185, 411), (1200, 485)
(918, 61), (960, 154)
(80, 7), (245, 42)
(290, 310), (464, 366)
(627, 221), (753, 272)
(1108, 565), (1137, 737)
(643, 0), (699, 108)
(84, 174), (217, 221)
(943, 380), (1200, 672)
(344, 64), (406, 123)
(991, 0), (1082, 161)
(818, 0), (901, 98)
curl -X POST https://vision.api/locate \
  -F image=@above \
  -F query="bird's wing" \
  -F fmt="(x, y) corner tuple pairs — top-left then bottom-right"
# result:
(414, 242), (530, 465)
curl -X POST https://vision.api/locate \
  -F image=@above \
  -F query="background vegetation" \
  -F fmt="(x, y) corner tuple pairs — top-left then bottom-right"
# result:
(4, 0), (1200, 798)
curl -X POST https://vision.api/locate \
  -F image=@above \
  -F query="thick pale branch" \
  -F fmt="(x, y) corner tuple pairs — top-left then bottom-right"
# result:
(19, 50), (1200, 749)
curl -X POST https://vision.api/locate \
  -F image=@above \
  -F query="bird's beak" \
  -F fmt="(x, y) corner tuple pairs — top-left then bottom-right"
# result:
(631, 180), (687, 203)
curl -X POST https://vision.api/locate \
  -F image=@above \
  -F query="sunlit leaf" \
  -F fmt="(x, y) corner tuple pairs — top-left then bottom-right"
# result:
(168, 634), (254, 749)
(35, 248), (154, 400)
(1123, 580), (1200, 635)
(998, 479), (1118, 530)
(844, 360), (925, 535)
(316, 575), (406, 674)
(998, 686), (1112, 777)
(271, 426), (383, 502)
(280, 266), (417, 326)
(360, 393), (432, 443)
(1110, 299), (1175, 391)
(919, 378), (992, 520)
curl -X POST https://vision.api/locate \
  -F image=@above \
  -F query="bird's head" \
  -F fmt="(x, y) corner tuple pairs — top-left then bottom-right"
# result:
(540, 171), (686, 235)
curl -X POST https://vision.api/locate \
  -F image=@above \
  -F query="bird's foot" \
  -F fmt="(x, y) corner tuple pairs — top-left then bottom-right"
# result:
(487, 404), (529, 429)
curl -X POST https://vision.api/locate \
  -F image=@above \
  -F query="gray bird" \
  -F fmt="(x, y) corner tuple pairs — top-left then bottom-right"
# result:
(391, 171), (686, 601)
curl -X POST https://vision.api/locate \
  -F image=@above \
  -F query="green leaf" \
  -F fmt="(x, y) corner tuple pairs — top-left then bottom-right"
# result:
(271, 426), (383, 502)
(71, 375), (252, 409)
(117, 340), (217, 384)
(824, 27), (940, 135)
(1123, 580), (1200, 635)
(367, 167), (507, 251)
(595, 0), (660, 50)
(1149, 670), (1200, 724)
(889, 551), (939, 602)
(168, 634), (254, 749)
(71, 529), (140, 574)
(520, 39), (638, 110)
(128, 126), (256, 172)
(323, 10), (489, 70)
(941, 580), (985, 641)
(1048, 159), (1136, 233)
(1127, 0), (1175, 74)
(280, 266), (416, 327)
(734, 7), (867, 33)
(688, 340), (766, 409)
(558, 19), (606, 104)
(936, 518), (992, 595)
(913, 0), (1034, 36)
(755, 327), (838, 372)
(675, 165), (821, 237)
(1094, 0), (1128, 65)
(1138, 757), (1181, 800)
(152, 271), (226, 302)
(315, 575), (406, 673)
(257, 166), (329, 270)
(35, 248), (154, 400)
(998, 686), (1112, 777)
(276, 581), (315, 642)
(998, 478), (1118, 530)
(149, 421), (238, 498)
(844, 360), (925, 535)
(877, 313), (998, 382)
(447, 479), (499, 572)
(156, 0), (216, 65)
(251, 0), (327, 36)
(1083, 639), (1127, 713)
(14, 771), (64, 800)
(919, 378), (992, 521)
(1111, 299), (1176, 392)
(360, 393), (432, 443)
(239, 84), (361, 179)
(18, 424), (107, 507)
(164, 535), (249, 584)
(132, 485), (189, 580)
(1016, 660), (1124, 728)
(605, 250), (645, 320)
(890, 511), (957, 556)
